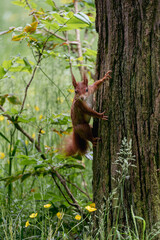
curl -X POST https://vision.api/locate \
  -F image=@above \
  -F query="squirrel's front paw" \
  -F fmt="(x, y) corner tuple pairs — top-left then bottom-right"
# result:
(104, 70), (112, 79)
(100, 111), (108, 120)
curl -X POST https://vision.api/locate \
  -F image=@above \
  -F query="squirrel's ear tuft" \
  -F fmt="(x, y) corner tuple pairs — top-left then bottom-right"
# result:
(71, 72), (77, 88)
(83, 72), (88, 86)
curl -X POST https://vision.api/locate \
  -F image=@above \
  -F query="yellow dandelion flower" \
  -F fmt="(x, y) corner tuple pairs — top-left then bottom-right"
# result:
(68, 89), (74, 93)
(39, 115), (43, 120)
(40, 130), (45, 134)
(85, 205), (97, 212)
(90, 203), (96, 208)
(0, 152), (5, 159)
(56, 212), (63, 220)
(25, 220), (30, 227)
(29, 213), (38, 218)
(32, 133), (36, 139)
(44, 204), (52, 208)
(0, 115), (4, 121)
(75, 215), (81, 220)
(34, 106), (40, 111)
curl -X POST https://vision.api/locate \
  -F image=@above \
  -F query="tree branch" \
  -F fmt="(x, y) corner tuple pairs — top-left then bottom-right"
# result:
(51, 172), (79, 208)
(20, 54), (42, 114)
(52, 168), (82, 212)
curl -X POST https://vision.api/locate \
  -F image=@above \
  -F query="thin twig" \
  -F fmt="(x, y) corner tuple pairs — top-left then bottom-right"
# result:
(20, 54), (42, 114)
(43, 27), (66, 41)
(74, 0), (84, 78)
(64, 176), (92, 201)
(25, 0), (39, 22)
(39, 67), (70, 108)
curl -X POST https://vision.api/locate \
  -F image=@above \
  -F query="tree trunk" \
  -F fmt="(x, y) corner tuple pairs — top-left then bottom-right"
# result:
(93, 0), (160, 238)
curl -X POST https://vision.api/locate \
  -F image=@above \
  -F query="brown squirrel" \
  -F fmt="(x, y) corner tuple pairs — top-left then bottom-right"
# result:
(64, 70), (112, 156)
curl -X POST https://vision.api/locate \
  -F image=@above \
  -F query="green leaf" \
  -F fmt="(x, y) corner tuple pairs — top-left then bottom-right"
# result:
(50, 114), (71, 125)
(2, 60), (12, 70)
(11, 0), (37, 8)
(7, 94), (21, 105)
(0, 66), (6, 79)
(59, 15), (90, 31)
(17, 116), (36, 123)
(41, 20), (60, 30)
(75, 12), (91, 25)
(66, 12), (74, 18)
(11, 0), (26, 7)
(23, 57), (33, 73)
(15, 57), (34, 66)
(52, 13), (67, 24)
(84, 48), (97, 57)
(0, 95), (8, 106)
(5, 108), (19, 115)
(9, 66), (31, 73)
(45, 0), (56, 7)
(17, 155), (37, 165)
(34, 163), (47, 170)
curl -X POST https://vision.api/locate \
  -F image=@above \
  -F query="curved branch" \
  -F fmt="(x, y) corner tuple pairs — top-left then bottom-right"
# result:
(52, 169), (82, 212)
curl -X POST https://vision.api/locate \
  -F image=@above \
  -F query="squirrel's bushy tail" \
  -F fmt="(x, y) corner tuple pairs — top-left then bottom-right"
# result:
(64, 130), (88, 156)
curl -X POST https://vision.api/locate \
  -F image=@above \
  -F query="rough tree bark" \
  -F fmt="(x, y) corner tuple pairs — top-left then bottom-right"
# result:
(93, 0), (160, 237)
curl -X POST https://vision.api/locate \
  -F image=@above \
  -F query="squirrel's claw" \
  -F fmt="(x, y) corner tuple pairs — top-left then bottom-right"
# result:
(104, 70), (112, 79)
(100, 111), (108, 120)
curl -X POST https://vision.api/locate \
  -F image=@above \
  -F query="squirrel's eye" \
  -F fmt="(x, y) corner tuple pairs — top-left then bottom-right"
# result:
(75, 90), (78, 94)
(86, 88), (88, 92)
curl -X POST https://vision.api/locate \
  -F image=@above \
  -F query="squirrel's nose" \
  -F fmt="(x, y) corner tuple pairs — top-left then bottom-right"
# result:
(80, 95), (85, 101)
